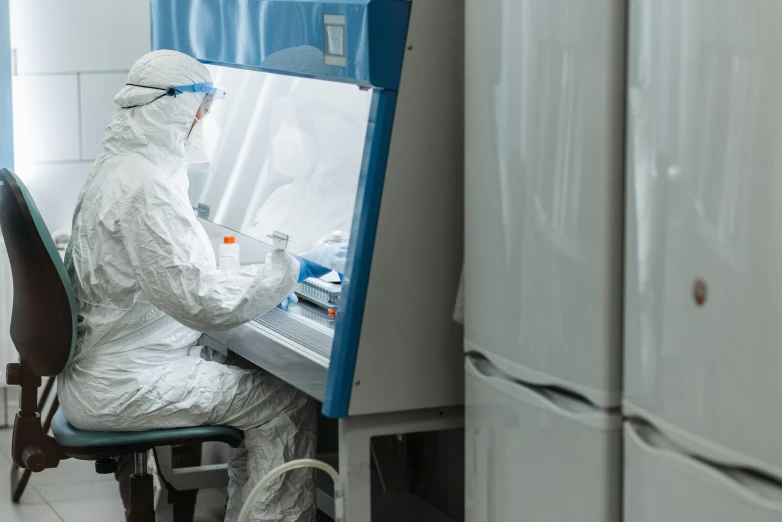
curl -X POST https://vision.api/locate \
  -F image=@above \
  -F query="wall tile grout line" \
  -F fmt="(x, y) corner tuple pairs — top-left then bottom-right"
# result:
(77, 72), (83, 161)
(16, 70), (129, 77)
(26, 159), (95, 166)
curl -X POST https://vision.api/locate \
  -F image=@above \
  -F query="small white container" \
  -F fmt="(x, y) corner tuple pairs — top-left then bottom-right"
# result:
(219, 236), (241, 270)
(325, 230), (346, 246)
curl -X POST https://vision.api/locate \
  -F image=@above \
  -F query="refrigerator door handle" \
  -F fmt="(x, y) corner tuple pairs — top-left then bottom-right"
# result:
(627, 420), (782, 512)
(466, 355), (617, 430)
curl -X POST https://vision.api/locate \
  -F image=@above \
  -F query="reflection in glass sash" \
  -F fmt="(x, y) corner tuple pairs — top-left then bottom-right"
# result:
(188, 63), (373, 256)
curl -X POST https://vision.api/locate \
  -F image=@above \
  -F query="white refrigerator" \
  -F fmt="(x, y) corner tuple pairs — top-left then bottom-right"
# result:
(464, 0), (627, 520)
(624, 0), (782, 519)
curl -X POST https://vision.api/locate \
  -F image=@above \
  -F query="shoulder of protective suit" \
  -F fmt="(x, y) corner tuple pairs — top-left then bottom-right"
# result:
(94, 153), (181, 211)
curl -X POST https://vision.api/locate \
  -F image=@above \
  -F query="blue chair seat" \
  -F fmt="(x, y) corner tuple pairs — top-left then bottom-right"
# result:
(52, 410), (243, 459)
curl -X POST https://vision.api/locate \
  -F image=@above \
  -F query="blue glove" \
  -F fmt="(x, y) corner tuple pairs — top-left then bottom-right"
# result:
(279, 293), (299, 310)
(296, 256), (333, 283)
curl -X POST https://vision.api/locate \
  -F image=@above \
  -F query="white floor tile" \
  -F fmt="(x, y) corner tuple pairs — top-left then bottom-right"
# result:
(50, 495), (125, 522)
(0, 465), (46, 505)
(194, 486), (227, 522)
(0, 501), (63, 522)
(0, 427), (13, 458)
(35, 478), (118, 504)
(0, 389), (18, 428)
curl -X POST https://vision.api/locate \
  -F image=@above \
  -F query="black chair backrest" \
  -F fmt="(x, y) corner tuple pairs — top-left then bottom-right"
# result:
(0, 168), (76, 377)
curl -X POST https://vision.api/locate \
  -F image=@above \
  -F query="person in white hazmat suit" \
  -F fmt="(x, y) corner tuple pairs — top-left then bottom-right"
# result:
(57, 50), (340, 522)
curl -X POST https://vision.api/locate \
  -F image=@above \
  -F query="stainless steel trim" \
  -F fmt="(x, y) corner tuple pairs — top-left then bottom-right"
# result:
(203, 311), (331, 401)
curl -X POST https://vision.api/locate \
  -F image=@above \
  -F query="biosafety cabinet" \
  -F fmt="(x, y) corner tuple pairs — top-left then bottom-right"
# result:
(151, 0), (464, 518)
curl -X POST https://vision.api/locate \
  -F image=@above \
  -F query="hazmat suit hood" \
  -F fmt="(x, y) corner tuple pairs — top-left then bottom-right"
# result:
(108, 50), (208, 165)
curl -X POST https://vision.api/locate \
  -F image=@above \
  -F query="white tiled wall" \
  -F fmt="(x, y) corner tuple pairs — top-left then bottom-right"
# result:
(79, 72), (128, 160)
(23, 162), (94, 234)
(11, 74), (81, 163)
(8, 0), (150, 233)
(9, 0), (150, 75)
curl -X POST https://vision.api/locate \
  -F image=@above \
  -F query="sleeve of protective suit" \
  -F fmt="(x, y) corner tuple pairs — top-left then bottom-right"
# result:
(121, 174), (299, 332)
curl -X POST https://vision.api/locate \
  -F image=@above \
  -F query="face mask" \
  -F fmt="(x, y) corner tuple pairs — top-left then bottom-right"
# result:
(185, 115), (221, 164)
(270, 123), (317, 179)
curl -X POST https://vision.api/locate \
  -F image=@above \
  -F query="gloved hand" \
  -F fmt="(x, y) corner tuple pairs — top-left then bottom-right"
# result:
(301, 243), (348, 274)
(279, 293), (299, 310)
(295, 256), (333, 283)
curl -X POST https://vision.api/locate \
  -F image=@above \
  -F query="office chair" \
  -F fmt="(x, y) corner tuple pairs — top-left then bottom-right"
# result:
(0, 168), (243, 522)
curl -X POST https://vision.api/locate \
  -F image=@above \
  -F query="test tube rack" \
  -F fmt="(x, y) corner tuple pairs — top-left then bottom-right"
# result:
(296, 278), (341, 311)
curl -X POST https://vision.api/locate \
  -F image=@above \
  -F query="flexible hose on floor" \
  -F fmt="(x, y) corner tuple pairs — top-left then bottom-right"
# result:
(237, 458), (344, 522)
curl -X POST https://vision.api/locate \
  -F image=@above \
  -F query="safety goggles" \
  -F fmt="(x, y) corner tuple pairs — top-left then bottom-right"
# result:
(165, 82), (227, 99)
(124, 82), (227, 108)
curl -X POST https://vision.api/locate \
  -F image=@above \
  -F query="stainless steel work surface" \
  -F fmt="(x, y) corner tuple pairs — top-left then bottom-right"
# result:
(203, 306), (333, 401)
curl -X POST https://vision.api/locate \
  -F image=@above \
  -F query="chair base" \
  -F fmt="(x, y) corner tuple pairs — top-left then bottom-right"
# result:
(11, 391), (61, 503)
(126, 472), (155, 522)
(117, 445), (204, 522)
(10, 464), (31, 504)
(169, 444), (202, 522)
(8, 377), (63, 504)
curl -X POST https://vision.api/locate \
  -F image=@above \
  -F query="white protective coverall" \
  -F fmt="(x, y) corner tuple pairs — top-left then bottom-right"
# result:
(57, 50), (316, 522)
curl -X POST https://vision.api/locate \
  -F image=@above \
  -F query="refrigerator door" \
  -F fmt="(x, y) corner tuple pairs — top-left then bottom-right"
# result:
(624, 0), (782, 473)
(465, 356), (621, 522)
(625, 421), (782, 521)
(464, 0), (626, 407)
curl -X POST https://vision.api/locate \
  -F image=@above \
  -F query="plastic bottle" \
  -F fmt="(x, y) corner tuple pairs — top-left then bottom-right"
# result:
(324, 231), (347, 246)
(219, 236), (241, 270)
